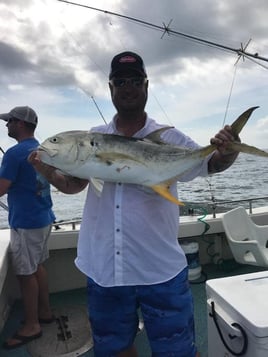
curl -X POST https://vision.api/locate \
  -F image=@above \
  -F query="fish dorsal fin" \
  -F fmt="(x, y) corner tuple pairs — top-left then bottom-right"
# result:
(144, 126), (174, 144)
(151, 184), (184, 206)
(231, 106), (259, 137)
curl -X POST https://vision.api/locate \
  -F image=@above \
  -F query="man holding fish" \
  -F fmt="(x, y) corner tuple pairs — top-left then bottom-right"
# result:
(29, 51), (259, 357)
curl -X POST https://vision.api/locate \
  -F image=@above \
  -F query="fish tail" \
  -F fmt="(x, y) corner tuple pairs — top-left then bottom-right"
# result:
(228, 142), (268, 157)
(231, 106), (259, 136)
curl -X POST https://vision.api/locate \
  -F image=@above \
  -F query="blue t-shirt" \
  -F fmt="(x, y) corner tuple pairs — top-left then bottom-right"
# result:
(0, 138), (55, 229)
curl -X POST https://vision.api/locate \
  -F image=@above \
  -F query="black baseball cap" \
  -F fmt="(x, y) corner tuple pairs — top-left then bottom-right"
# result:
(109, 51), (147, 79)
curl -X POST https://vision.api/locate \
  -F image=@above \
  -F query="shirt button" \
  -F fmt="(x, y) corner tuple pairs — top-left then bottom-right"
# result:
(116, 205), (119, 209)
(116, 228), (120, 232)
(118, 182), (122, 186)
(116, 251), (120, 255)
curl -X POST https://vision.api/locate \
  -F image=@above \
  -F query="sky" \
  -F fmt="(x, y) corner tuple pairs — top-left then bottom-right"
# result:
(0, 0), (268, 153)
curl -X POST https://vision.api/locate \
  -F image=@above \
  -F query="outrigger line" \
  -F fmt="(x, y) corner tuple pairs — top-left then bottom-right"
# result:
(57, 0), (268, 66)
(90, 96), (107, 125)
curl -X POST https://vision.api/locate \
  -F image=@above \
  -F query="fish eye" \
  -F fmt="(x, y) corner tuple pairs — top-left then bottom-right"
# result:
(50, 137), (59, 143)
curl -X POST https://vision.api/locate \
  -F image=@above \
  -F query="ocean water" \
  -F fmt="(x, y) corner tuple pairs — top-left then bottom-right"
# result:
(0, 153), (268, 229)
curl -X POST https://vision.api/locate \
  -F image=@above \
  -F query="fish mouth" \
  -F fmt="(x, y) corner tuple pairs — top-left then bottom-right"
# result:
(38, 146), (58, 158)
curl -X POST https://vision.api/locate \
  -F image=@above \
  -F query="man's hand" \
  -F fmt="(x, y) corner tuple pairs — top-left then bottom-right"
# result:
(208, 125), (240, 173)
(28, 151), (89, 194)
(28, 151), (56, 177)
(210, 125), (240, 155)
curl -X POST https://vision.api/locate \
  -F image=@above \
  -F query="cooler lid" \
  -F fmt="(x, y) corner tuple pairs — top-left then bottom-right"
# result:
(206, 271), (268, 337)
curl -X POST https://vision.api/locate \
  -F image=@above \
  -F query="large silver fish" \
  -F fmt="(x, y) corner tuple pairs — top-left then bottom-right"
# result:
(38, 107), (268, 205)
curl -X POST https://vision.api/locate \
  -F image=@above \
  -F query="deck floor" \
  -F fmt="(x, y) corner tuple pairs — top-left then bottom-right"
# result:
(0, 261), (266, 357)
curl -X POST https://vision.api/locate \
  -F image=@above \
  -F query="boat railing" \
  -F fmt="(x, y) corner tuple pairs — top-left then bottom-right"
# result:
(177, 196), (268, 218)
(52, 196), (268, 231)
(53, 219), (81, 231)
(207, 196), (268, 218)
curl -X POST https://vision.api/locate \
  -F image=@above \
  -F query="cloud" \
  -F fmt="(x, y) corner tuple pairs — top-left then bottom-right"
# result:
(0, 0), (268, 149)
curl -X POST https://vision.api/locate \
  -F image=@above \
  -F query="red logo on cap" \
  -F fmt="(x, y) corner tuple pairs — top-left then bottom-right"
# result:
(119, 55), (136, 63)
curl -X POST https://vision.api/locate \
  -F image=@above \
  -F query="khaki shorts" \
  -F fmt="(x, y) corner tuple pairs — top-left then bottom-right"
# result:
(9, 225), (52, 275)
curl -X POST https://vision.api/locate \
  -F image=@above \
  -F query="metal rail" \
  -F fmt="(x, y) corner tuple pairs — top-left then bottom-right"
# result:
(207, 196), (268, 217)
(52, 196), (268, 230)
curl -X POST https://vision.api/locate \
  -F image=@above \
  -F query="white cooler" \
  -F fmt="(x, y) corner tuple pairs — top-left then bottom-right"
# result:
(206, 271), (268, 357)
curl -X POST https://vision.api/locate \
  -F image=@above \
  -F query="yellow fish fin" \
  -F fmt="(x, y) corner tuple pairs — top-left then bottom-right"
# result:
(231, 106), (259, 137)
(151, 184), (184, 206)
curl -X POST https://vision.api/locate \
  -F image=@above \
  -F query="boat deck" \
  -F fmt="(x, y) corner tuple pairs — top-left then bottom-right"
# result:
(0, 261), (266, 357)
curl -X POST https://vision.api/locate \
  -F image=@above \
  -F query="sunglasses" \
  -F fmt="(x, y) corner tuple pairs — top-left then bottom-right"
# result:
(109, 77), (147, 88)
(7, 118), (20, 124)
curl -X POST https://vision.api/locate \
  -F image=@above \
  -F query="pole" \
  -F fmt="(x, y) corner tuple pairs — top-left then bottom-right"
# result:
(57, 0), (268, 63)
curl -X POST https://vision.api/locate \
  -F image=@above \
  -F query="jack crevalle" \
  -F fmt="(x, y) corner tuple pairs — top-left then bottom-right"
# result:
(38, 107), (268, 205)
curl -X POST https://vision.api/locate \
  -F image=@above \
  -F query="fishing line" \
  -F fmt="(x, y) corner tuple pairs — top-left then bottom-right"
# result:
(203, 63), (238, 217)
(41, 0), (108, 124)
(89, 95), (107, 125)
(149, 90), (174, 126)
(222, 64), (239, 127)
(239, 52), (268, 70)
(204, 39), (245, 221)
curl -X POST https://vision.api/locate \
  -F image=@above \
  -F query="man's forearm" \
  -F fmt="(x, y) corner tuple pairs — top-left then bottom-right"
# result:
(36, 164), (88, 194)
(208, 150), (239, 174)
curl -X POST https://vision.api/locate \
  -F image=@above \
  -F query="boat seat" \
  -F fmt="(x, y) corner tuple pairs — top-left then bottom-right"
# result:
(222, 206), (268, 267)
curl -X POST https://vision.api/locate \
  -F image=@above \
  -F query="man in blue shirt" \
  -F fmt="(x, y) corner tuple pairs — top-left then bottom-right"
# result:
(0, 106), (55, 349)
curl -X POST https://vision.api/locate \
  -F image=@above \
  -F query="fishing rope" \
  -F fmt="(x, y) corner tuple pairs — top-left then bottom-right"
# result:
(194, 205), (218, 265)
(184, 200), (242, 284)
(190, 205), (209, 284)
(184, 173), (243, 281)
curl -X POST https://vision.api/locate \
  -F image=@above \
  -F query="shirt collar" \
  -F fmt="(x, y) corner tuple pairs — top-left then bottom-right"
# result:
(111, 113), (150, 137)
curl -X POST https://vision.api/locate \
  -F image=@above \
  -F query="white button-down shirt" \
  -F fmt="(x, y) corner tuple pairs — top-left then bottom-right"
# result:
(75, 115), (210, 287)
